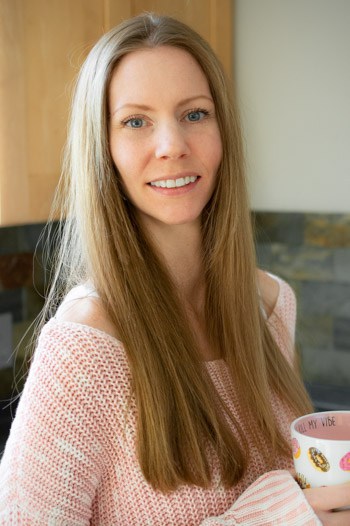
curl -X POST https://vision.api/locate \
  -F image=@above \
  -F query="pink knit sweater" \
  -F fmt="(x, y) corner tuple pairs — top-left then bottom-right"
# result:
(0, 277), (320, 525)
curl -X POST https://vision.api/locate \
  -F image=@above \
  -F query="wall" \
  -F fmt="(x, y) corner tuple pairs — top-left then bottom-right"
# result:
(254, 212), (350, 391)
(234, 0), (350, 212)
(235, 1), (350, 400)
(0, 224), (48, 399)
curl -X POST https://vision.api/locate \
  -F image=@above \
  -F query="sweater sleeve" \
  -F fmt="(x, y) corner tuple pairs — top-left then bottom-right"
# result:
(267, 276), (297, 366)
(0, 323), (110, 525)
(200, 470), (322, 526)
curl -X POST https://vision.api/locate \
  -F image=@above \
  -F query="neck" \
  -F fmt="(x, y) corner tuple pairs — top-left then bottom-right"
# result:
(140, 217), (205, 309)
(138, 215), (220, 361)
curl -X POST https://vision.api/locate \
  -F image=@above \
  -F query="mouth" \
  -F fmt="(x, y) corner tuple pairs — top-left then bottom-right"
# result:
(149, 175), (198, 189)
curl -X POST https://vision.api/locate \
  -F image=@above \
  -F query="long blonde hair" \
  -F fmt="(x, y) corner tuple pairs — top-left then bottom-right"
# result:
(44, 13), (312, 491)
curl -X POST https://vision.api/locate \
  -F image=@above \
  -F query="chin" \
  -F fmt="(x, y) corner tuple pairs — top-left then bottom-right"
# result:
(161, 214), (202, 226)
(137, 208), (204, 230)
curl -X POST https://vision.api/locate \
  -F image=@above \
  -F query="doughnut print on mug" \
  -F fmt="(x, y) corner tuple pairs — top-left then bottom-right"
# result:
(291, 411), (350, 488)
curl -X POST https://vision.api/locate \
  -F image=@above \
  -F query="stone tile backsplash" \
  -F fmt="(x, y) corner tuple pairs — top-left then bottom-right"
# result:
(0, 223), (49, 398)
(0, 214), (349, 400)
(254, 212), (350, 387)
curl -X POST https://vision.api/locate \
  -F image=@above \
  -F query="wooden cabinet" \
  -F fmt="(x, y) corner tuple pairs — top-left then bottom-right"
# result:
(0, 0), (232, 226)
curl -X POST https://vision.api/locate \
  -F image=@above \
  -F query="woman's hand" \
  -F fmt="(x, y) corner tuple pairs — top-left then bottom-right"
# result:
(303, 483), (350, 525)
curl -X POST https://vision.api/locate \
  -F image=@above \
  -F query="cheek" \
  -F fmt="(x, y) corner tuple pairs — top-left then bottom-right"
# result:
(208, 130), (223, 171)
(109, 135), (147, 181)
(109, 139), (132, 182)
(109, 136), (118, 167)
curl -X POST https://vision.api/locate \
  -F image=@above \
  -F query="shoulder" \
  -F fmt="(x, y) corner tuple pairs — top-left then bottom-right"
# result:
(257, 270), (297, 363)
(34, 286), (128, 390)
(257, 269), (297, 322)
(257, 269), (281, 318)
(55, 284), (120, 341)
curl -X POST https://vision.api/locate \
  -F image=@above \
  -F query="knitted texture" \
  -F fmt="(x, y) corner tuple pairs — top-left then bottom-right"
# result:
(0, 278), (320, 525)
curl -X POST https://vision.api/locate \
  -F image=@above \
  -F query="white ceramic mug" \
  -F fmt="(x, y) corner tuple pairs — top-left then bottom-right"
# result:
(291, 410), (350, 489)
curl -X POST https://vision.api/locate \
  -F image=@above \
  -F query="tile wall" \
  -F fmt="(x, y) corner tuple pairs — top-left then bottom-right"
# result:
(0, 214), (349, 403)
(254, 212), (350, 389)
(0, 223), (50, 400)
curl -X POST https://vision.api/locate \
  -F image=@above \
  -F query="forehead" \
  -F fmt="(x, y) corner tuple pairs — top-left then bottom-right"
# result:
(109, 45), (211, 106)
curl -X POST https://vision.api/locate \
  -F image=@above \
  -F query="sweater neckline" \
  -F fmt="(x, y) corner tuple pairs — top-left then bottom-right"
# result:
(47, 318), (225, 365)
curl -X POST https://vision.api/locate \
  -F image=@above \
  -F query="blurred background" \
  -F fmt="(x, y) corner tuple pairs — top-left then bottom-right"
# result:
(0, 0), (349, 451)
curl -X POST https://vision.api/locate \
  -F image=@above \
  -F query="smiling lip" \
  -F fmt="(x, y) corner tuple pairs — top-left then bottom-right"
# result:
(147, 174), (200, 195)
(149, 175), (198, 189)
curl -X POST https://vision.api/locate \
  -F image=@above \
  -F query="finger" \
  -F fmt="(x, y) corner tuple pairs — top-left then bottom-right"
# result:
(304, 482), (350, 511)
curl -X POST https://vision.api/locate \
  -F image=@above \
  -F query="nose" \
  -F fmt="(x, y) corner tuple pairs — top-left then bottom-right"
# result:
(154, 121), (190, 160)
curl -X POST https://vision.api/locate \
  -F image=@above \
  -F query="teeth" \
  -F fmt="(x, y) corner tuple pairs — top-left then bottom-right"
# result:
(175, 178), (185, 187)
(150, 176), (197, 188)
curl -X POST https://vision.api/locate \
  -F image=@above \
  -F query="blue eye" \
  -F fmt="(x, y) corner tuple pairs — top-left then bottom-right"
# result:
(185, 109), (209, 122)
(125, 117), (145, 128)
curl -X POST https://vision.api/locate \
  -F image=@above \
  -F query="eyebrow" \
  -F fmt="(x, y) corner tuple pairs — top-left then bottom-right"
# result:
(111, 95), (214, 116)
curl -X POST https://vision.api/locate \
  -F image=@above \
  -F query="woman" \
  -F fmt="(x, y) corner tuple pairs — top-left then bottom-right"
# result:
(0, 13), (348, 525)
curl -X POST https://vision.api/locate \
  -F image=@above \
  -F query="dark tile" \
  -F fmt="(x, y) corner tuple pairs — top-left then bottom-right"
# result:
(334, 248), (350, 283)
(13, 320), (36, 362)
(305, 382), (350, 410)
(0, 254), (33, 289)
(334, 317), (350, 352)
(296, 315), (333, 350)
(32, 253), (47, 294)
(305, 214), (350, 248)
(255, 243), (273, 268)
(0, 364), (14, 387)
(18, 223), (46, 253)
(301, 347), (350, 387)
(253, 212), (304, 245)
(266, 245), (333, 282)
(0, 312), (12, 370)
(22, 287), (45, 320)
(0, 289), (23, 322)
(300, 281), (350, 317)
(0, 227), (19, 256)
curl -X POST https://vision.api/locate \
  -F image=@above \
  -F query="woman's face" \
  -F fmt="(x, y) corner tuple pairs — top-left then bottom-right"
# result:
(108, 45), (222, 230)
